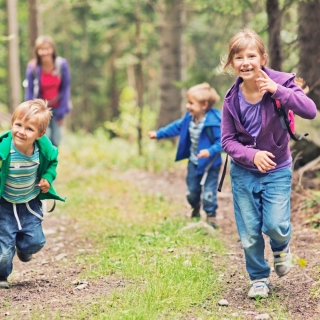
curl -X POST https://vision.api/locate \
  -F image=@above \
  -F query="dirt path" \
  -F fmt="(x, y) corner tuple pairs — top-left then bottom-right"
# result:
(1, 168), (320, 319)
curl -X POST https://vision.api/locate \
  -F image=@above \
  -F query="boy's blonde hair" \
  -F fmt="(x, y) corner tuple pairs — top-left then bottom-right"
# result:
(223, 28), (267, 70)
(12, 99), (52, 135)
(34, 35), (57, 65)
(187, 83), (220, 107)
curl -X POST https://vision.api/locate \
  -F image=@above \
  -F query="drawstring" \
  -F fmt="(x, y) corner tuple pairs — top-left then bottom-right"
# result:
(13, 204), (22, 230)
(12, 201), (44, 231)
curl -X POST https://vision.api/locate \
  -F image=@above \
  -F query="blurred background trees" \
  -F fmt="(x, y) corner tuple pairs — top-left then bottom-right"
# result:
(0, 0), (319, 154)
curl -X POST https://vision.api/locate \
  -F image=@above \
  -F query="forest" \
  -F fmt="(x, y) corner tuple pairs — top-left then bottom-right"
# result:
(1, 1), (320, 319)
(1, 0), (320, 150)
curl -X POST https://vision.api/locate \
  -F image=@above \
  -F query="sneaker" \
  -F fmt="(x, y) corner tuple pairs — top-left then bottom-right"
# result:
(206, 216), (218, 229)
(16, 248), (33, 262)
(248, 277), (270, 298)
(0, 277), (9, 289)
(274, 247), (293, 277)
(190, 206), (200, 219)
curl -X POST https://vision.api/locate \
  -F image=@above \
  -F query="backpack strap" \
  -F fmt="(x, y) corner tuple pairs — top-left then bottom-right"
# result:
(218, 154), (228, 192)
(274, 99), (308, 141)
(205, 126), (215, 144)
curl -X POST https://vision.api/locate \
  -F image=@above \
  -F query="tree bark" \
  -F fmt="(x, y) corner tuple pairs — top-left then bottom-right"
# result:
(157, 0), (184, 129)
(298, 1), (320, 110)
(28, 0), (39, 59)
(7, 0), (21, 112)
(266, 0), (282, 71)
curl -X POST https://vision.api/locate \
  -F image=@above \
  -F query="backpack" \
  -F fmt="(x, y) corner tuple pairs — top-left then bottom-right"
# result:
(273, 99), (308, 141)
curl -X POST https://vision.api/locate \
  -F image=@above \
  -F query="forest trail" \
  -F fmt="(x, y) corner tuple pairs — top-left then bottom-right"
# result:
(1, 166), (320, 319)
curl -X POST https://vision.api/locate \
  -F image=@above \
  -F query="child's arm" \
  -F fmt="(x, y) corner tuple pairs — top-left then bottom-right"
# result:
(148, 117), (184, 140)
(256, 69), (317, 119)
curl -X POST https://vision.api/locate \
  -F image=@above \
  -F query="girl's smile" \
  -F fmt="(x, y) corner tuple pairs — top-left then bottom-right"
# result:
(232, 46), (267, 81)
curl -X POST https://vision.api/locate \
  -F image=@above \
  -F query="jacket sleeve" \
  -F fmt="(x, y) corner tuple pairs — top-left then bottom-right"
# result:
(55, 59), (71, 121)
(156, 117), (184, 139)
(221, 101), (258, 167)
(272, 78), (317, 119)
(41, 149), (58, 185)
(24, 64), (35, 100)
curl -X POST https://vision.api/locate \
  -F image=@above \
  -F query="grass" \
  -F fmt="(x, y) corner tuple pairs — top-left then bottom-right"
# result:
(49, 132), (229, 319)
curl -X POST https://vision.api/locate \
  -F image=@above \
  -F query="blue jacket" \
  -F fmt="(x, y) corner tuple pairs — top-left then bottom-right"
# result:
(156, 108), (222, 174)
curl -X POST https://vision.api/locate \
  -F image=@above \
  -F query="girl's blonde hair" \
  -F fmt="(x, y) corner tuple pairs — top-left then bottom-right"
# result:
(12, 99), (52, 135)
(223, 28), (267, 70)
(34, 35), (57, 65)
(187, 83), (220, 107)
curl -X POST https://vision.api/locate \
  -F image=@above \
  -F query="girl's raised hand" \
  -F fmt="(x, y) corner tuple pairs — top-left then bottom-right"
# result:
(256, 69), (278, 94)
(253, 150), (277, 173)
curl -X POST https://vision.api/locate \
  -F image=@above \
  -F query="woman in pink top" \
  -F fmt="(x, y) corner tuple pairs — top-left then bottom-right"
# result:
(24, 36), (71, 147)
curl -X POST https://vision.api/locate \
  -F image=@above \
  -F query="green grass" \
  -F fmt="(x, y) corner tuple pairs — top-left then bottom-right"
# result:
(52, 133), (227, 319)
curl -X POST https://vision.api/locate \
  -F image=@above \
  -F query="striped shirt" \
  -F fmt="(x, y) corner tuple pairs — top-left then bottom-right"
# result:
(189, 116), (206, 165)
(3, 142), (40, 203)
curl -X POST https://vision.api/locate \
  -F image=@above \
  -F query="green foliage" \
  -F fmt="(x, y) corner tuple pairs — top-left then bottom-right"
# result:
(104, 86), (156, 142)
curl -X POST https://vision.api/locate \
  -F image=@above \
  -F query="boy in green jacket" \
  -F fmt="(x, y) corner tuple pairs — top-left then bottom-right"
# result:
(0, 99), (65, 289)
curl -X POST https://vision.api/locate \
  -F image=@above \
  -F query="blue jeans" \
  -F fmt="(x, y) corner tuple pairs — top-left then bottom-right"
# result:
(46, 113), (62, 147)
(230, 162), (292, 280)
(0, 197), (46, 278)
(186, 161), (220, 217)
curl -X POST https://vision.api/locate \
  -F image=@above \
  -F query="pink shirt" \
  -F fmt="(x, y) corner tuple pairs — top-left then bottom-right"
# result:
(40, 71), (61, 108)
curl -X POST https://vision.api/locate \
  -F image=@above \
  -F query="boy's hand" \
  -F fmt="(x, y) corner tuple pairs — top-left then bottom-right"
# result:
(198, 149), (210, 158)
(253, 150), (276, 173)
(38, 178), (50, 193)
(148, 131), (157, 139)
(256, 69), (278, 94)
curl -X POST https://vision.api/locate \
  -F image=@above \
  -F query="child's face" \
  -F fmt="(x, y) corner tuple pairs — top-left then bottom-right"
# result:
(11, 116), (43, 155)
(186, 96), (208, 119)
(231, 46), (267, 81)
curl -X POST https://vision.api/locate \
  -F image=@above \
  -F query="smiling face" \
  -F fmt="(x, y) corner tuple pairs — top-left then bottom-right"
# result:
(11, 116), (43, 156)
(231, 46), (267, 81)
(186, 96), (208, 121)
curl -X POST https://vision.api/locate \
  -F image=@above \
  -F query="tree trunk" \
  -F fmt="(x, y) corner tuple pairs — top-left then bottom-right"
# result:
(7, 0), (21, 112)
(298, 1), (320, 110)
(266, 0), (282, 71)
(28, 0), (39, 59)
(157, 0), (184, 129)
(135, 0), (144, 155)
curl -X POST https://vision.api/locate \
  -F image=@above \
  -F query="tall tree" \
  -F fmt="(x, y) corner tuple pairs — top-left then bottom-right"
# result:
(6, 0), (21, 112)
(266, 0), (283, 71)
(157, 0), (184, 128)
(298, 0), (320, 110)
(27, 0), (39, 59)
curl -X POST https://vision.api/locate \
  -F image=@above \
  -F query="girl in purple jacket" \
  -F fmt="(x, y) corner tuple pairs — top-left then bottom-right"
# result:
(221, 28), (317, 298)
(24, 36), (71, 147)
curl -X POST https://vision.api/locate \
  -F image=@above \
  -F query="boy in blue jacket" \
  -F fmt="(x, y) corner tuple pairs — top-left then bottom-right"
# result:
(148, 83), (222, 228)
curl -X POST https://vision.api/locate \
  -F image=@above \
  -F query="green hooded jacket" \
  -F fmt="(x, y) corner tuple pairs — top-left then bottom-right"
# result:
(0, 131), (65, 202)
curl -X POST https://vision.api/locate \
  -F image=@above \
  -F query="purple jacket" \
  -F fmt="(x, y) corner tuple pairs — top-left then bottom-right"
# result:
(24, 57), (71, 121)
(221, 67), (317, 170)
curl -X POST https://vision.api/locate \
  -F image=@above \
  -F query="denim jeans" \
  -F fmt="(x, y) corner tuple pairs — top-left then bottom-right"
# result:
(186, 161), (221, 216)
(46, 113), (62, 147)
(230, 162), (292, 280)
(0, 197), (46, 278)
